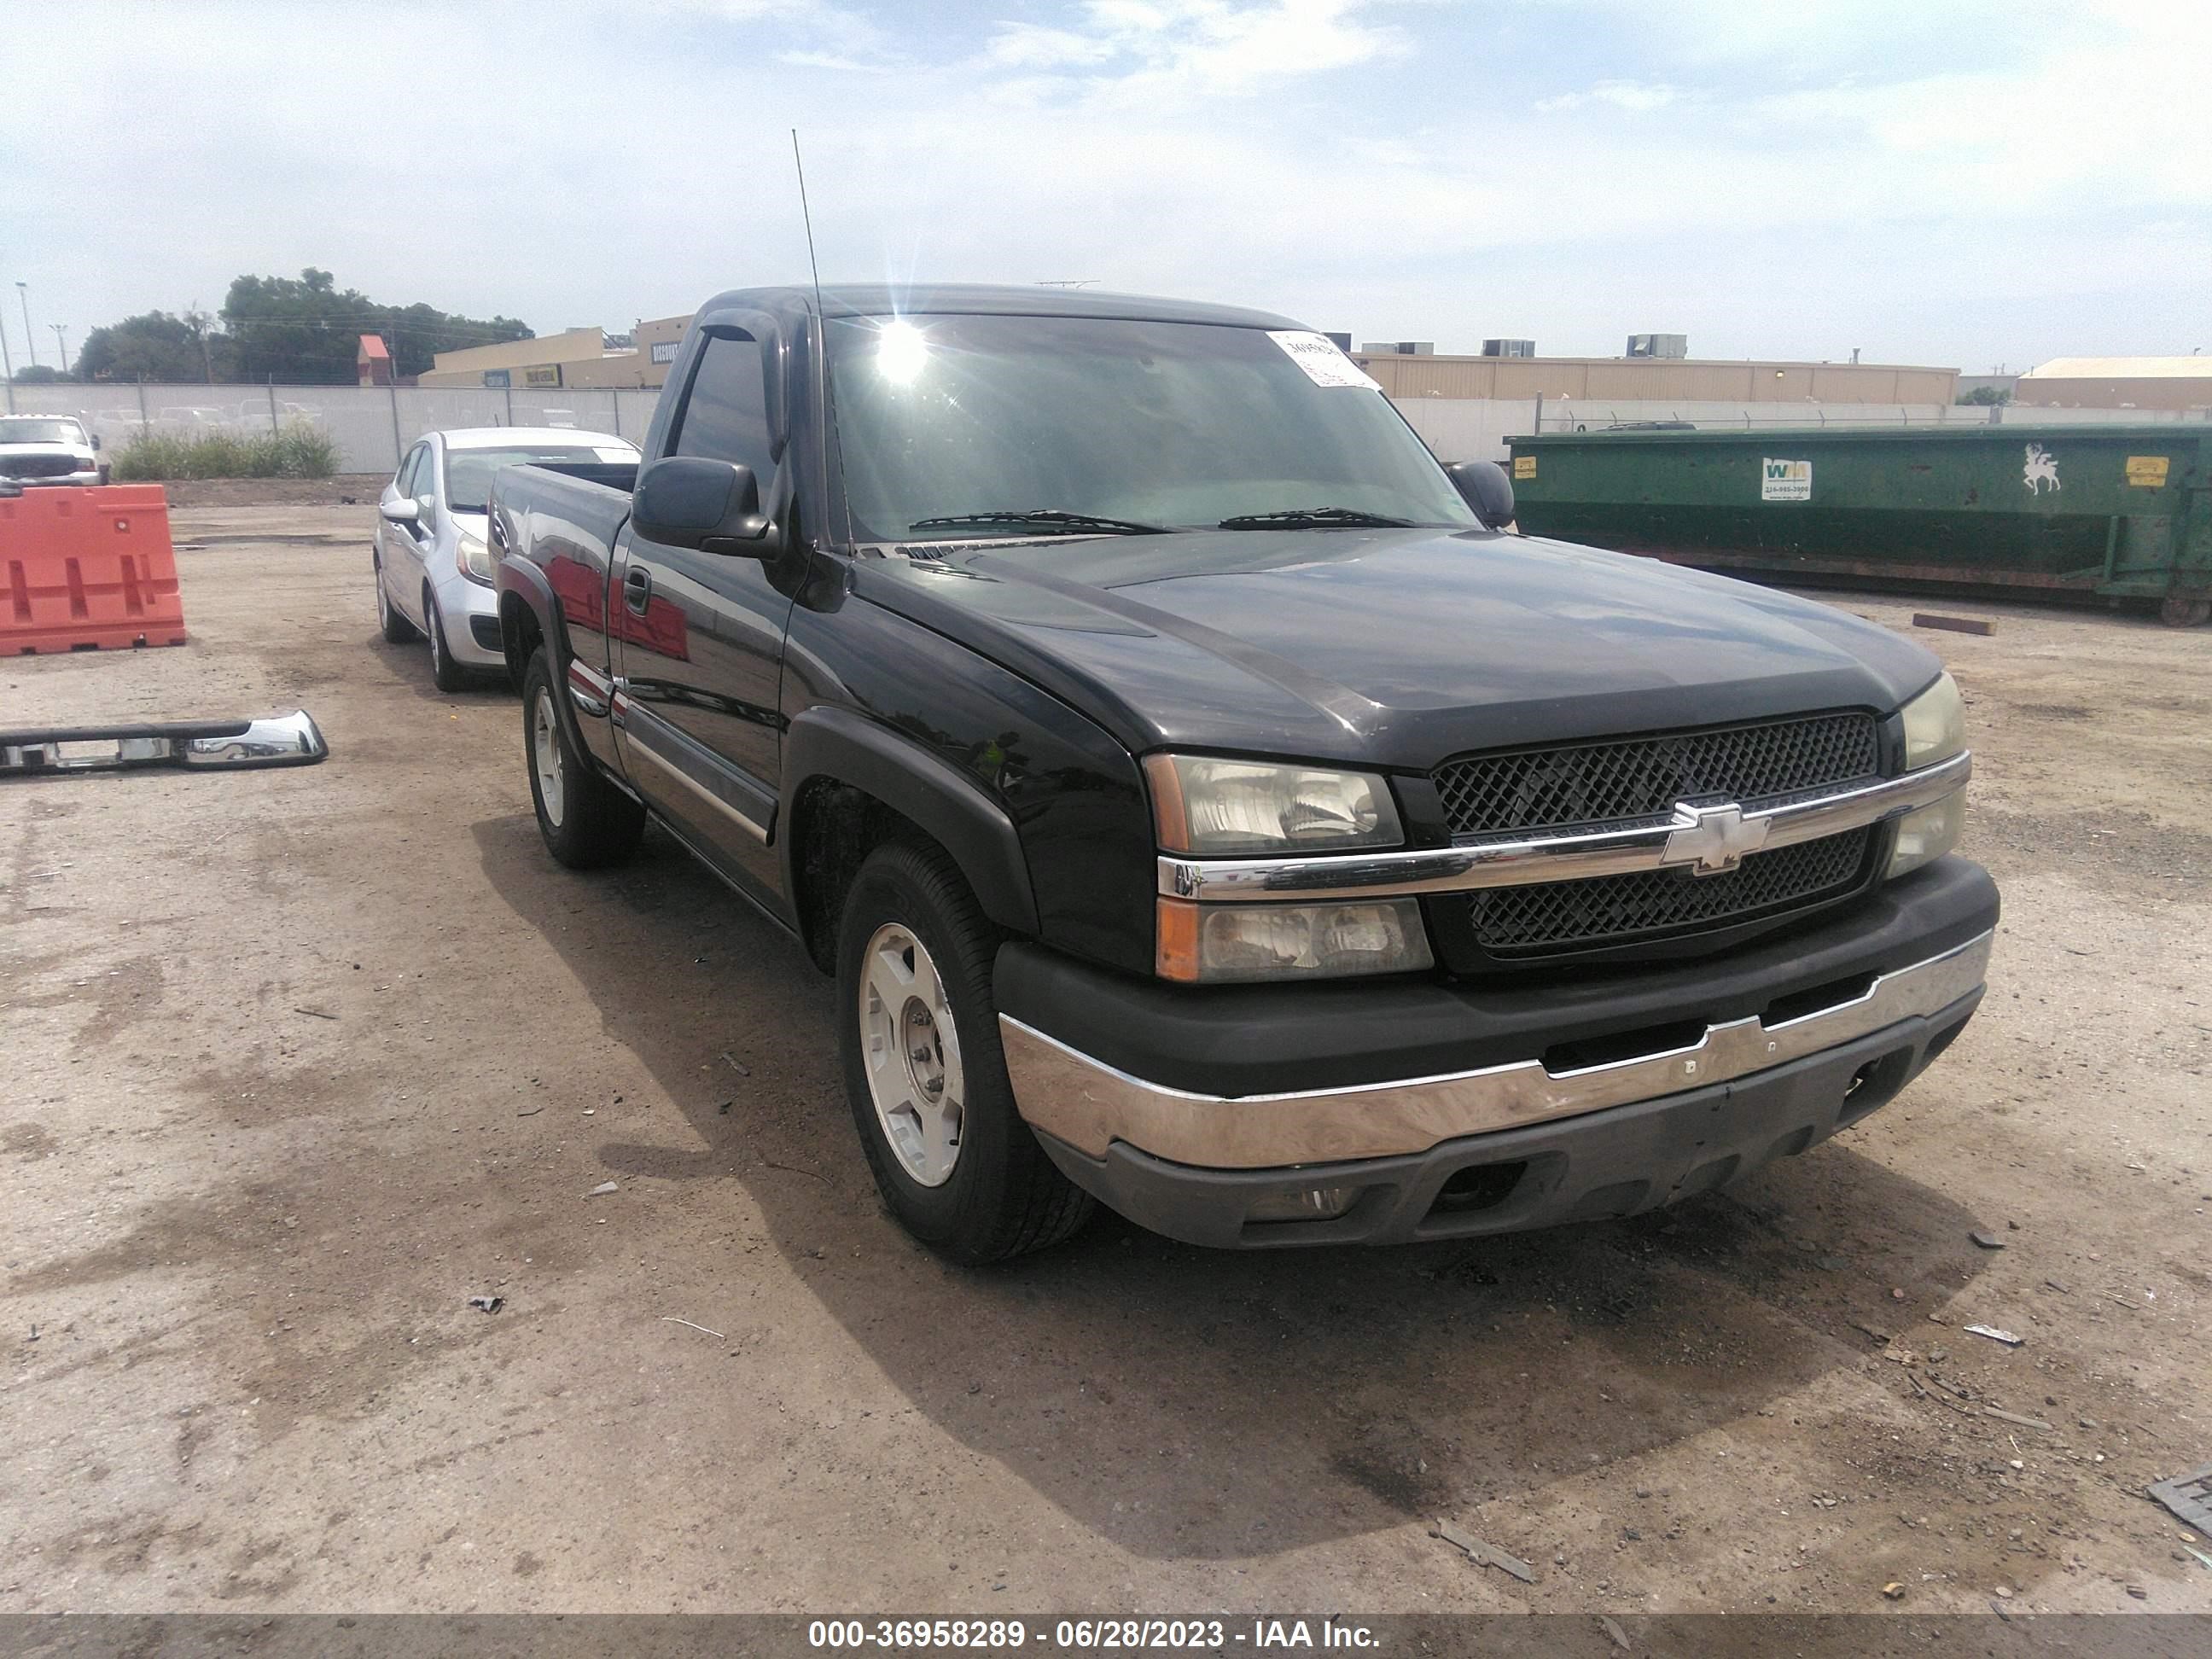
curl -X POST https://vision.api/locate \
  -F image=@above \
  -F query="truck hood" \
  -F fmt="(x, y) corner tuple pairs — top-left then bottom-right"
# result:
(849, 527), (1943, 769)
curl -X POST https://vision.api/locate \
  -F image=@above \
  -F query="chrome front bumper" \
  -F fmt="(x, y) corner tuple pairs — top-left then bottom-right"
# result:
(1, 710), (329, 776)
(1003, 929), (1993, 1169)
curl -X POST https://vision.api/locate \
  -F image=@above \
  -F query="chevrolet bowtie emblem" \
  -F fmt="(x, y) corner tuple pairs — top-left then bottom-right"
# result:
(1661, 800), (1769, 876)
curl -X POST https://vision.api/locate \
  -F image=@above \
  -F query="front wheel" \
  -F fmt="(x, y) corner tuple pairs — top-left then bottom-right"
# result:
(521, 648), (644, 869)
(426, 585), (469, 691)
(836, 841), (1093, 1264)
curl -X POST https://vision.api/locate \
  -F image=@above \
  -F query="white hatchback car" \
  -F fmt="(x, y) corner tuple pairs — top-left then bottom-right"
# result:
(375, 427), (638, 690)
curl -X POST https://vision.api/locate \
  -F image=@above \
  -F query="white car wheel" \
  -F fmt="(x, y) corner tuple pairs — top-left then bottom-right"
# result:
(858, 922), (966, 1188)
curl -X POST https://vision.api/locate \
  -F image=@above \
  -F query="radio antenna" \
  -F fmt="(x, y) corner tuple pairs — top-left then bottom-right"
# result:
(792, 129), (824, 314)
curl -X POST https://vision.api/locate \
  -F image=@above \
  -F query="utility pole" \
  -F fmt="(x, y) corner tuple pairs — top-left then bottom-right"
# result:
(49, 323), (67, 375)
(0, 304), (14, 413)
(15, 282), (35, 367)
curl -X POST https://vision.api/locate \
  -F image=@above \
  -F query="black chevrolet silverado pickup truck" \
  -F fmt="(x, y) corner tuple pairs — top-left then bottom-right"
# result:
(489, 284), (1997, 1262)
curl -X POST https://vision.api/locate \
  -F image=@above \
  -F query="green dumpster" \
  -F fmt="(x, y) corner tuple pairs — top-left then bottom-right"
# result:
(1504, 423), (2212, 626)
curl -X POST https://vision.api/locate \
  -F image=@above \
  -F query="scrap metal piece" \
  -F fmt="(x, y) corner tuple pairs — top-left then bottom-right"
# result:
(2147, 1466), (2212, 1534)
(1433, 1519), (1537, 1584)
(1965, 1324), (2024, 1347)
(0, 710), (327, 775)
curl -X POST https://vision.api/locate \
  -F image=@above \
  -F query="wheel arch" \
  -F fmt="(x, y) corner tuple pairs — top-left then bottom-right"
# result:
(781, 706), (1039, 973)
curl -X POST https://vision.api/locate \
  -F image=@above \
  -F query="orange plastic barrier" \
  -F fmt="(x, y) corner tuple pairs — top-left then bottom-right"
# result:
(0, 486), (188, 654)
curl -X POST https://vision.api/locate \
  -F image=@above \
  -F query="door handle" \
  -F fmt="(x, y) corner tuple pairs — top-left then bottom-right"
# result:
(623, 566), (653, 614)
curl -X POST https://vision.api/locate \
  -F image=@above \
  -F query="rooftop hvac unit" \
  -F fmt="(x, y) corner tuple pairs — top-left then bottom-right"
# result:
(1482, 339), (1536, 358)
(1360, 341), (1435, 355)
(1626, 333), (1689, 359)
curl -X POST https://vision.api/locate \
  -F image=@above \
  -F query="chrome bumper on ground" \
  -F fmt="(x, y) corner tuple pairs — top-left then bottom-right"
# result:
(0, 710), (329, 776)
(1002, 929), (1993, 1169)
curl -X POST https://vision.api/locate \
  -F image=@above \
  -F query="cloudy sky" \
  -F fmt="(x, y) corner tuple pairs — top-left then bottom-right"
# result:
(3, 0), (2205, 371)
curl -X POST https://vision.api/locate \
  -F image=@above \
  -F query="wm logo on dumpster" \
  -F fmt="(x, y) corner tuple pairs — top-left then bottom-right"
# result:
(1760, 457), (1812, 502)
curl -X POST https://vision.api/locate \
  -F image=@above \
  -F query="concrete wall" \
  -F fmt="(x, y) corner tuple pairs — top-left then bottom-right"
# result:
(9, 381), (2203, 475)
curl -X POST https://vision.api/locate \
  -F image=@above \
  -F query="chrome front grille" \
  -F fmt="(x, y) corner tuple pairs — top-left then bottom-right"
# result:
(1432, 712), (1881, 841)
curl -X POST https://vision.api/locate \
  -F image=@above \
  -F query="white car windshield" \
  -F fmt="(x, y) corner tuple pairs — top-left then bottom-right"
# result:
(0, 419), (86, 445)
(443, 446), (626, 514)
(824, 313), (1476, 543)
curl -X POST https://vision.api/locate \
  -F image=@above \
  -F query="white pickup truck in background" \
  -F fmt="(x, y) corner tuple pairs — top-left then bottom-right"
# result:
(0, 415), (108, 487)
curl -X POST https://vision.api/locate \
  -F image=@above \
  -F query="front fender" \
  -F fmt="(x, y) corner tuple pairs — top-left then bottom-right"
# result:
(780, 705), (1039, 936)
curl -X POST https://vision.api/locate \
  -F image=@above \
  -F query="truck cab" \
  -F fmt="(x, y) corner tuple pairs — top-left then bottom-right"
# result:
(491, 285), (1996, 1262)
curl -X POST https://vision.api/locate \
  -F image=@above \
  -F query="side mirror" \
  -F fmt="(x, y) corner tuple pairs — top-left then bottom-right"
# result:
(632, 456), (783, 557)
(380, 499), (420, 525)
(90, 434), (102, 451)
(1444, 460), (1515, 531)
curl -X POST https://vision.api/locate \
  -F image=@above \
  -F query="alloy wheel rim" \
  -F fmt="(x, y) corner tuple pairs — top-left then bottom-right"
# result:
(533, 690), (565, 827)
(859, 922), (965, 1187)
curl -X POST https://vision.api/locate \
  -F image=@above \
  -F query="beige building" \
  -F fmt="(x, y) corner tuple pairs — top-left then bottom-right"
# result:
(2014, 357), (2212, 411)
(1351, 352), (1958, 405)
(417, 314), (697, 391)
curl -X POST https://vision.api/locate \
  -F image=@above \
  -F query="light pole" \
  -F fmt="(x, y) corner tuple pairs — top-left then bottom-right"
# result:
(15, 282), (34, 368)
(49, 323), (67, 375)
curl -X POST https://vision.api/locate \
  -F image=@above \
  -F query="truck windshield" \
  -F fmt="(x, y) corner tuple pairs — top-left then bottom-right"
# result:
(824, 314), (1476, 543)
(444, 445), (628, 514)
(0, 419), (85, 445)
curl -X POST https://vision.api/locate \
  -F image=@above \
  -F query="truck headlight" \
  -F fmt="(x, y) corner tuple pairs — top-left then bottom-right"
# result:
(457, 531), (493, 585)
(1887, 672), (1968, 877)
(1900, 672), (1965, 769)
(1155, 896), (1434, 983)
(1144, 754), (1403, 854)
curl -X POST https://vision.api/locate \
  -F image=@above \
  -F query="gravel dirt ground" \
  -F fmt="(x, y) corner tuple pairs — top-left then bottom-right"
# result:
(2, 498), (2207, 1619)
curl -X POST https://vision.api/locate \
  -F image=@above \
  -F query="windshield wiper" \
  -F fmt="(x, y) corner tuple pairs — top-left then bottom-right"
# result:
(1216, 506), (1414, 530)
(906, 509), (1171, 537)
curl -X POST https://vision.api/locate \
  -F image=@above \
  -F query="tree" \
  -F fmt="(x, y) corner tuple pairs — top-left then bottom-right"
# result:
(222, 268), (532, 383)
(12, 364), (68, 384)
(76, 309), (237, 383)
(1958, 385), (2012, 406)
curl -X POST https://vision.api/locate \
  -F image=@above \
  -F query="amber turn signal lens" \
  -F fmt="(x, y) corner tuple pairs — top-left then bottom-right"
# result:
(1155, 896), (1202, 982)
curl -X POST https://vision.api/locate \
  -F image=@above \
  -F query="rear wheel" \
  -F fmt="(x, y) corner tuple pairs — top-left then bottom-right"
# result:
(521, 648), (644, 869)
(425, 585), (470, 691)
(837, 841), (1093, 1263)
(375, 554), (417, 643)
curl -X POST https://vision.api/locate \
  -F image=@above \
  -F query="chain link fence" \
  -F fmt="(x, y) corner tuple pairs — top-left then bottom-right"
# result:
(2, 381), (663, 474)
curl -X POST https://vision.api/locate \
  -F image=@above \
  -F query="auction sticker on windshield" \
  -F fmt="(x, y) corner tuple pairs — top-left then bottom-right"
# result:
(1268, 331), (1382, 391)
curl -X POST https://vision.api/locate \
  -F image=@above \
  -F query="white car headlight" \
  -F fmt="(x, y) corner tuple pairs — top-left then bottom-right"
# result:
(1900, 672), (1965, 769)
(1887, 672), (1968, 877)
(457, 531), (493, 585)
(1144, 754), (1403, 855)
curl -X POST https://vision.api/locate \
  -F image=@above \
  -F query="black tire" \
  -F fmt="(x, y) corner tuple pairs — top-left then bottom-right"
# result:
(521, 648), (644, 870)
(375, 554), (418, 643)
(836, 841), (1093, 1264)
(426, 585), (470, 691)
